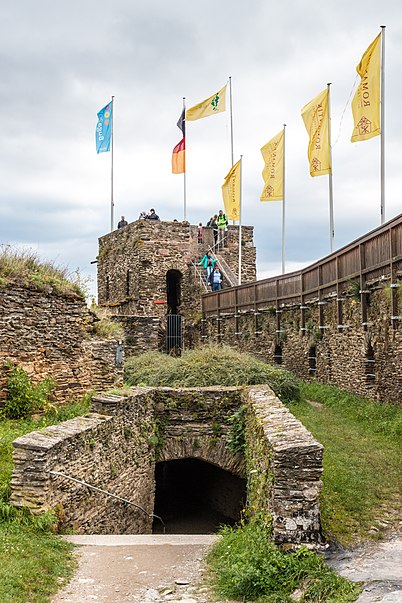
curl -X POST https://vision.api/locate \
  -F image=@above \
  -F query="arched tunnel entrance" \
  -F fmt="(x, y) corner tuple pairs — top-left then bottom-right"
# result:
(152, 458), (246, 534)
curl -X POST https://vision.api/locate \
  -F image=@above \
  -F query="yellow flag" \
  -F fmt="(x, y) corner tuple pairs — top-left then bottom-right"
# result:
(186, 85), (226, 121)
(301, 88), (331, 177)
(222, 159), (241, 221)
(260, 130), (284, 201)
(351, 33), (381, 142)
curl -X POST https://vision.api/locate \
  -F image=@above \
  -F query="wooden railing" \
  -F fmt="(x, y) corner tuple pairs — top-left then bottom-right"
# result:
(202, 212), (402, 331)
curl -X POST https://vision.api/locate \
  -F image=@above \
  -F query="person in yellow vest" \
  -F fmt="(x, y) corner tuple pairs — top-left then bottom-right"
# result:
(216, 210), (228, 248)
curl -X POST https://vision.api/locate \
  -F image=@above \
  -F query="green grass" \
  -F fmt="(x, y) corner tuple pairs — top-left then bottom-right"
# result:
(125, 345), (300, 401)
(0, 245), (89, 297)
(287, 382), (402, 545)
(0, 396), (91, 602)
(207, 519), (361, 602)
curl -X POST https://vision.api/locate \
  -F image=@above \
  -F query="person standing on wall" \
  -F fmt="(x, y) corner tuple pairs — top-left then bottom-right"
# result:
(216, 209), (228, 248)
(118, 216), (128, 229)
(146, 208), (160, 220)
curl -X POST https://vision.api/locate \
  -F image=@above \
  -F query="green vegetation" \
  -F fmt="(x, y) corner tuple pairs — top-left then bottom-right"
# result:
(0, 245), (88, 297)
(89, 302), (125, 339)
(0, 396), (91, 602)
(2, 362), (57, 419)
(125, 345), (300, 402)
(208, 518), (360, 603)
(287, 382), (402, 544)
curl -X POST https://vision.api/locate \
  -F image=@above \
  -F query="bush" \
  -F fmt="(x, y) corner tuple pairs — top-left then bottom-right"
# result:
(124, 345), (300, 401)
(2, 363), (57, 419)
(208, 519), (360, 602)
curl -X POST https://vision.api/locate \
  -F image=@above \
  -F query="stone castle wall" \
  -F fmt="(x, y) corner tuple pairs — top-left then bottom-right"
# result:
(0, 285), (123, 405)
(97, 220), (256, 351)
(11, 385), (323, 545)
(203, 285), (402, 404)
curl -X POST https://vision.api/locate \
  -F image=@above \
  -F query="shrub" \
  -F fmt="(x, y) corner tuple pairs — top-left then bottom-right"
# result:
(124, 345), (300, 401)
(2, 363), (57, 419)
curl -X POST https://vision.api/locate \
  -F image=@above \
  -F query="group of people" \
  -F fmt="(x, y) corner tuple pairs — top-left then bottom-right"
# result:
(117, 209), (160, 229)
(206, 210), (229, 247)
(138, 208), (160, 221)
(199, 252), (222, 291)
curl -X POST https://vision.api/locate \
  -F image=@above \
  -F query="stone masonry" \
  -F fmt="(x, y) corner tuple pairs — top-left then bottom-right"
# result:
(0, 284), (123, 405)
(203, 285), (402, 404)
(11, 385), (323, 546)
(97, 219), (256, 350)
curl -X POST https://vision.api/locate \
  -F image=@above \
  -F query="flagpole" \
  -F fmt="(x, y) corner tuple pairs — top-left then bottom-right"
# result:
(229, 76), (234, 167)
(238, 155), (243, 285)
(327, 83), (334, 253)
(110, 95), (114, 232)
(380, 25), (386, 225)
(183, 97), (187, 222)
(282, 125), (286, 274)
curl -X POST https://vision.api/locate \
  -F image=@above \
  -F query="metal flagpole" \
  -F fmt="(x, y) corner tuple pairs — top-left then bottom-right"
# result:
(110, 95), (115, 232)
(380, 26), (386, 225)
(282, 125), (286, 274)
(327, 83), (334, 253)
(229, 77), (236, 225)
(229, 76), (234, 167)
(238, 155), (243, 285)
(183, 97), (187, 222)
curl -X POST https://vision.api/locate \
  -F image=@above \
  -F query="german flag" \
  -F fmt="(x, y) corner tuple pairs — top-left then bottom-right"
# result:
(172, 137), (185, 174)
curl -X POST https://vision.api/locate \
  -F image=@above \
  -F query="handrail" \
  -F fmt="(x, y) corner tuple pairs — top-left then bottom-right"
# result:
(49, 470), (165, 531)
(202, 212), (402, 318)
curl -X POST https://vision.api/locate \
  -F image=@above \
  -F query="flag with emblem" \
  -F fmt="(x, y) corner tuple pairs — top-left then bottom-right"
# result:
(221, 159), (241, 221)
(260, 130), (284, 201)
(301, 88), (331, 177)
(95, 101), (113, 153)
(186, 85), (227, 121)
(351, 33), (381, 142)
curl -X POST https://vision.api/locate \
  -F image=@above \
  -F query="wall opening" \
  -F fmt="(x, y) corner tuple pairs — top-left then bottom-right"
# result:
(166, 269), (182, 315)
(273, 343), (282, 365)
(126, 270), (131, 296)
(105, 276), (110, 301)
(153, 458), (246, 534)
(308, 346), (317, 375)
(365, 342), (375, 384)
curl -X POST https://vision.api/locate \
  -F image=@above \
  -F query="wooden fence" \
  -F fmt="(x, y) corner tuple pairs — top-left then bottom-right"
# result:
(202, 212), (402, 332)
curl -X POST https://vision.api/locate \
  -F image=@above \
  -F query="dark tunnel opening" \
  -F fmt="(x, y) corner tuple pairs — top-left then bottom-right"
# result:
(152, 458), (246, 534)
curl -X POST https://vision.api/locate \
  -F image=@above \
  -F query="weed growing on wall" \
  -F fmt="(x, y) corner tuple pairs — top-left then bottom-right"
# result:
(0, 245), (89, 297)
(2, 362), (57, 419)
(226, 405), (246, 453)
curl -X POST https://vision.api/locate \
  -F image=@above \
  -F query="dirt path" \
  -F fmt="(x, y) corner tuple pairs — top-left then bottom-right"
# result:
(52, 534), (402, 603)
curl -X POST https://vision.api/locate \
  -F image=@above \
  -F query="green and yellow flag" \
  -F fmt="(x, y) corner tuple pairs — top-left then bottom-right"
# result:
(301, 88), (331, 177)
(351, 33), (381, 142)
(260, 130), (284, 201)
(186, 85), (227, 121)
(222, 159), (241, 221)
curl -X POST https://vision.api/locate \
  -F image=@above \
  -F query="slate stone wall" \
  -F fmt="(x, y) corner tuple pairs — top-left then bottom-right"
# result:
(0, 285), (123, 405)
(204, 286), (402, 404)
(96, 220), (256, 351)
(11, 385), (323, 545)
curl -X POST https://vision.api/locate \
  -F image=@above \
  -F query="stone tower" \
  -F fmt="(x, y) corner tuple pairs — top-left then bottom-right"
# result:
(97, 219), (256, 352)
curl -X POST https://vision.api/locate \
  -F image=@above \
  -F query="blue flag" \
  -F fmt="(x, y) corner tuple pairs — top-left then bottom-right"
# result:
(96, 101), (113, 153)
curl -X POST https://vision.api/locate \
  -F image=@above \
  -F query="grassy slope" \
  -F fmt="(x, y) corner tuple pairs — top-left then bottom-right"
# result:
(0, 398), (90, 603)
(288, 382), (402, 545)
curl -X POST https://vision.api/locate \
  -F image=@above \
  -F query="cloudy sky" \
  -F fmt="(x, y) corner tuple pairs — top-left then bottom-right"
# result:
(1, 0), (401, 299)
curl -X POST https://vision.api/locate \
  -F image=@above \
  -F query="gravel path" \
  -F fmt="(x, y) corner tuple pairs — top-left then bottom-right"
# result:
(52, 534), (402, 603)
